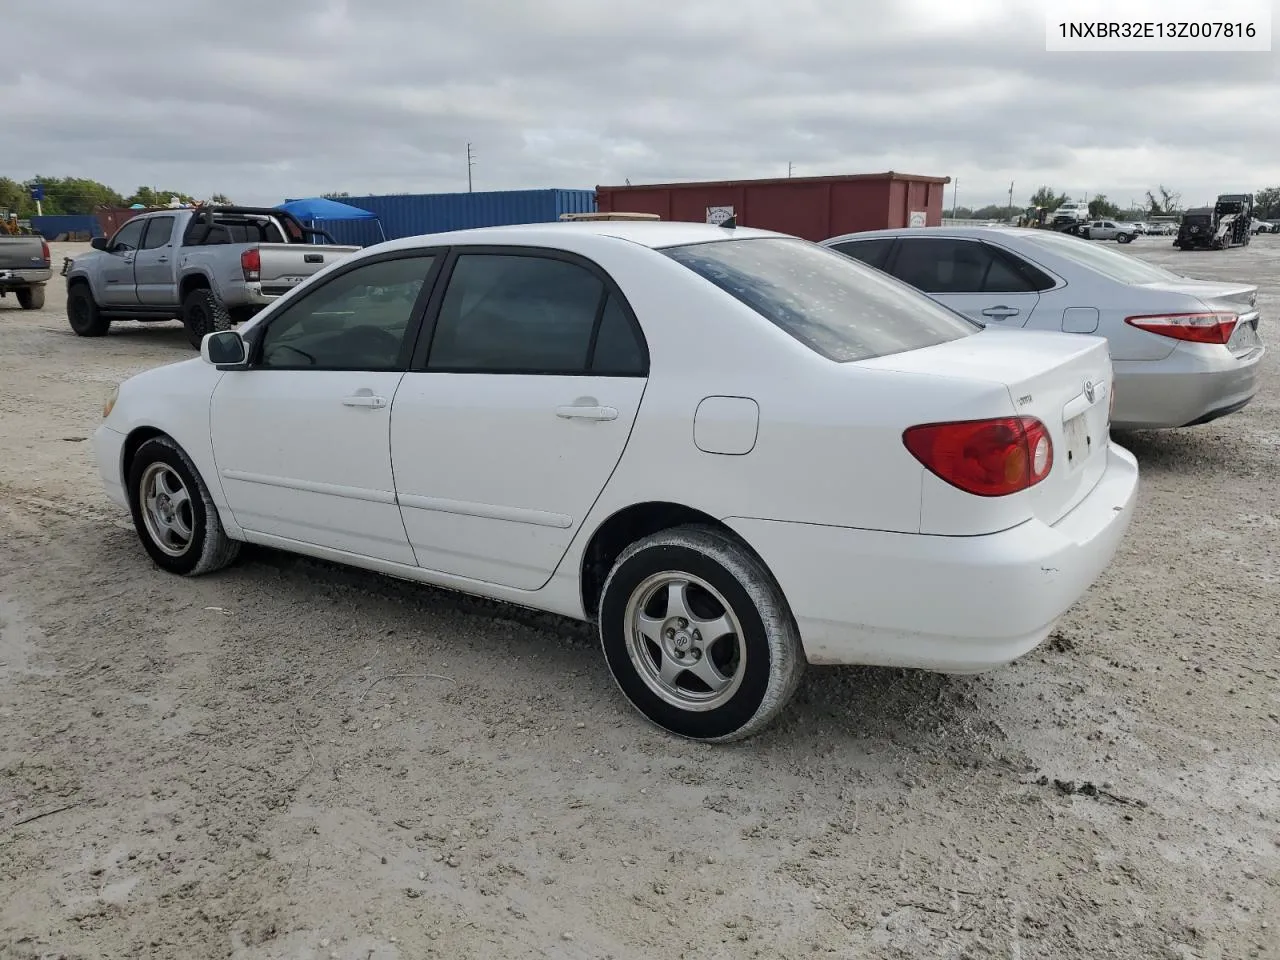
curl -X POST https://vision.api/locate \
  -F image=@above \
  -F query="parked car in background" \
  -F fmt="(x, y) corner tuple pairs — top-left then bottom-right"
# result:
(0, 233), (52, 310)
(92, 222), (1138, 741)
(1081, 220), (1138, 243)
(64, 206), (362, 347)
(823, 225), (1264, 429)
(1251, 218), (1273, 234)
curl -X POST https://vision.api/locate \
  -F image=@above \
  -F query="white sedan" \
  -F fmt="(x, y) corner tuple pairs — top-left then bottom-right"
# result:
(94, 222), (1139, 741)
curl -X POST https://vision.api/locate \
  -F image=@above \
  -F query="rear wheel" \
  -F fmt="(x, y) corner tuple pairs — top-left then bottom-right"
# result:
(1117, 233), (1133, 244)
(598, 525), (805, 742)
(16, 286), (45, 309)
(182, 288), (232, 350)
(67, 284), (110, 336)
(127, 436), (240, 576)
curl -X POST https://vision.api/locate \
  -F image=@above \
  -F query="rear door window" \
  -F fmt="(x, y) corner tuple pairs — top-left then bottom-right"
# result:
(663, 237), (976, 363)
(889, 237), (1047, 294)
(827, 237), (894, 270)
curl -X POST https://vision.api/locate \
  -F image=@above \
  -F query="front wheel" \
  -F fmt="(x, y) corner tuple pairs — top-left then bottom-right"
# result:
(598, 525), (805, 742)
(16, 286), (45, 309)
(67, 284), (110, 336)
(127, 436), (240, 576)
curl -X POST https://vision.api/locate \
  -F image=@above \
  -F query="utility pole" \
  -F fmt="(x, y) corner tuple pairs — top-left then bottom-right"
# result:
(466, 142), (475, 193)
(952, 178), (959, 218)
(1007, 180), (1014, 216)
(788, 162), (793, 178)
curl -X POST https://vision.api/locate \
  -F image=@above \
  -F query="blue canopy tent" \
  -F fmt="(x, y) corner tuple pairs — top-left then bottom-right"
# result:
(276, 196), (386, 245)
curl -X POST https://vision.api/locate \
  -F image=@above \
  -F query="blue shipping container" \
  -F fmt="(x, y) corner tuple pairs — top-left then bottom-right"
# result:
(30, 214), (103, 240)
(303, 188), (596, 246)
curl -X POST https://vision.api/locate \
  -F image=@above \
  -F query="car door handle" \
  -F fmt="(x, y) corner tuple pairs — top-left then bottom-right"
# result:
(982, 306), (1020, 319)
(156, 256), (169, 263)
(556, 404), (618, 421)
(121, 257), (134, 265)
(342, 394), (388, 409)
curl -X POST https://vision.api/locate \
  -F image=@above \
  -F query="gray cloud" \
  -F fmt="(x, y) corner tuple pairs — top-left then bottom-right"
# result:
(4, 0), (1276, 211)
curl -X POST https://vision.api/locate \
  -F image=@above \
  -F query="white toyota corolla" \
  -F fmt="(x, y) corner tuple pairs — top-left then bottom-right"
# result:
(94, 222), (1139, 741)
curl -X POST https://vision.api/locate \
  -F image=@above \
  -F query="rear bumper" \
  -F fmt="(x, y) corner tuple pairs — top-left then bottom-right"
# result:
(93, 425), (128, 509)
(0, 267), (52, 288)
(1111, 342), (1264, 429)
(726, 442), (1139, 673)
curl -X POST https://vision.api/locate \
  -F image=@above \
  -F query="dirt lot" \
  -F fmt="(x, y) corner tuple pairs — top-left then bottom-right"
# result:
(1, 238), (1277, 960)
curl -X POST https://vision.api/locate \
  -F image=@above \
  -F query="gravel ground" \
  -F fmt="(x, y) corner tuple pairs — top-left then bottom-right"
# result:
(1, 239), (1277, 960)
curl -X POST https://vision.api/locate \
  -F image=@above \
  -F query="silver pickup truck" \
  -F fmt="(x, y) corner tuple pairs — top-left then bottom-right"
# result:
(64, 206), (361, 347)
(0, 234), (52, 310)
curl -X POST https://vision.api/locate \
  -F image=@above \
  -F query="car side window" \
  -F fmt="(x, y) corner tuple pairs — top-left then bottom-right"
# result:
(980, 245), (1049, 293)
(829, 238), (894, 270)
(891, 238), (993, 294)
(141, 216), (175, 250)
(257, 255), (435, 370)
(589, 294), (647, 375)
(426, 254), (607, 373)
(110, 219), (146, 253)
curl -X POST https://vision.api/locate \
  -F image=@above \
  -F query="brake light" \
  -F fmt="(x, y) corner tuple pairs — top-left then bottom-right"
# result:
(241, 248), (261, 282)
(903, 416), (1053, 497)
(1124, 312), (1237, 345)
(40, 240), (50, 264)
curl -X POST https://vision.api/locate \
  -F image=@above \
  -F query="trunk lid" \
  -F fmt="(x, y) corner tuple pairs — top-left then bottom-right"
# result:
(256, 243), (362, 297)
(860, 328), (1114, 527)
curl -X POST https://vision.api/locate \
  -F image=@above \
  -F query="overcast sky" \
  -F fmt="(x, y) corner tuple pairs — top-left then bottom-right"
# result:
(4, 0), (1276, 211)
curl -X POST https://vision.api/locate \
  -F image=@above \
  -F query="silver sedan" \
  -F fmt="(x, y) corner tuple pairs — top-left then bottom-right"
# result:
(822, 226), (1264, 430)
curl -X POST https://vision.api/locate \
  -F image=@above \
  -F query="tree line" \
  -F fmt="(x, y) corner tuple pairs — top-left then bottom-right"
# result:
(0, 176), (233, 217)
(953, 184), (1280, 222)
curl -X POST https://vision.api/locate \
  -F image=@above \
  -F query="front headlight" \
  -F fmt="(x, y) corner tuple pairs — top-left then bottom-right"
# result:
(103, 383), (119, 419)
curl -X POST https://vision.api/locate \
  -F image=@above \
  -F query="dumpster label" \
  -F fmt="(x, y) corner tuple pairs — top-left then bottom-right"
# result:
(908, 210), (927, 227)
(706, 206), (735, 226)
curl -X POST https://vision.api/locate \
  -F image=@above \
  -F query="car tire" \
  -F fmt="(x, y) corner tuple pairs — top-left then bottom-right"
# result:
(182, 288), (232, 350)
(598, 524), (805, 742)
(1117, 233), (1133, 244)
(127, 436), (240, 576)
(16, 286), (45, 309)
(67, 284), (110, 336)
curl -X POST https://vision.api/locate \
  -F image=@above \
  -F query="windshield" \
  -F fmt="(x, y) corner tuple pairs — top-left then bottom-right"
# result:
(662, 237), (978, 362)
(1023, 230), (1182, 284)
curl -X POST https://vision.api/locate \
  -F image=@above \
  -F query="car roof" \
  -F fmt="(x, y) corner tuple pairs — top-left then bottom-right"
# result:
(822, 225), (1047, 244)
(370, 220), (785, 253)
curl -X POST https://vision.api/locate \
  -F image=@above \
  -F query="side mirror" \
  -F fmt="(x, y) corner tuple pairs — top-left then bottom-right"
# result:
(90, 237), (109, 251)
(201, 330), (248, 369)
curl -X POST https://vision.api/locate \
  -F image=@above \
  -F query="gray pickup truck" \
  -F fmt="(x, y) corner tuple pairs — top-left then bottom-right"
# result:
(0, 235), (52, 310)
(64, 206), (361, 347)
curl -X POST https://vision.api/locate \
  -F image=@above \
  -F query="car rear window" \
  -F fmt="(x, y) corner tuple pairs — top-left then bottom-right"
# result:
(662, 237), (978, 362)
(1023, 230), (1182, 284)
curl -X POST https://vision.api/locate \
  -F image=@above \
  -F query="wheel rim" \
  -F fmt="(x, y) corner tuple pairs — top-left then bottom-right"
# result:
(139, 463), (195, 557)
(623, 571), (746, 711)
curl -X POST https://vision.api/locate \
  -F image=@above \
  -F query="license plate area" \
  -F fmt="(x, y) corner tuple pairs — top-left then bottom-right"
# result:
(1064, 413), (1091, 471)
(1228, 318), (1261, 354)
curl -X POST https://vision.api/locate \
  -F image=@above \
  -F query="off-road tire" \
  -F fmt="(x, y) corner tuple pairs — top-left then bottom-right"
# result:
(67, 284), (110, 336)
(127, 436), (240, 576)
(17, 286), (45, 309)
(599, 524), (805, 742)
(182, 288), (232, 350)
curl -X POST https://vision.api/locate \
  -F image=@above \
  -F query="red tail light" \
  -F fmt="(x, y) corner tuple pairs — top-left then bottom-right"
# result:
(903, 416), (1053, 497)
(1125, 312), (1237, 344)
(40, 240), (51, 264)
(241, 248), (261, 282)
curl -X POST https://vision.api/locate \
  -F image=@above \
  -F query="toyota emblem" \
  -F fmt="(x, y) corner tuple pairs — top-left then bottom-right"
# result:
(1084, 380), (1096, 403)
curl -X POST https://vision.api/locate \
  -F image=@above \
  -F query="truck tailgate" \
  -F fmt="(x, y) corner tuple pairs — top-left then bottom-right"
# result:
(0, 237), (49, 272)
(256, 244), (361, 296)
